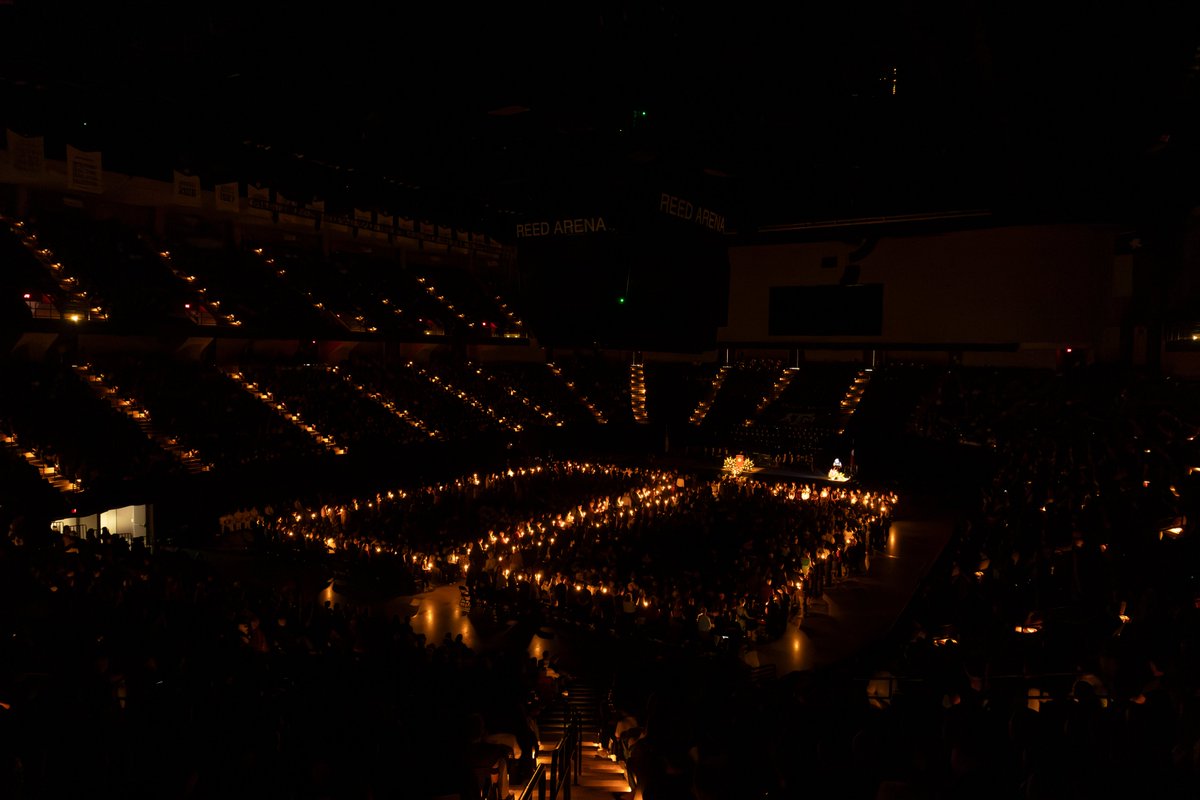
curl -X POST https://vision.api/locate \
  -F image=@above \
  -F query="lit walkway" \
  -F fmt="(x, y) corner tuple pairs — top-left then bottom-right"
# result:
(437, 504), (955, 679)
(203, 499), (955, 681)
(748, 510), (954, 675)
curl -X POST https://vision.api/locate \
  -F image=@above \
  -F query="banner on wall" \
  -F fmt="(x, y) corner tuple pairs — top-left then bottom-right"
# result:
(7, 130), (44, 173)
(215, 181), (240, 212)
(247, 184), (271, 217)
(172, 170), (202, 206)
(325, 206), (352, 233)
(276, 192), (309, 226)
(233, 197), (503, 254)
(66, 145), (103, 193)
(372, 212), (391, 240)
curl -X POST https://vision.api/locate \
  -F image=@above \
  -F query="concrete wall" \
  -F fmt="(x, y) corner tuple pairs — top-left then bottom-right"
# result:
(720, 225), (1118, 352)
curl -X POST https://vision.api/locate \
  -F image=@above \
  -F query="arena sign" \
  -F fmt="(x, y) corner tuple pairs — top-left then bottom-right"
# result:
(658, 192), (727, 233)
(515, 216), (610, 238)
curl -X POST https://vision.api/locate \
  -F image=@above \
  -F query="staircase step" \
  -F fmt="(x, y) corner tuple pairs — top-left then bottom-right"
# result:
(581, 778), (632, 791)
(532, 754), (625, 772)
(570, 788), (630, 800)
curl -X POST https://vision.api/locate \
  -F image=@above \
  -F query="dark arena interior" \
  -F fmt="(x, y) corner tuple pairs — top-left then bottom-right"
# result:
(2, 3), (1200, 799)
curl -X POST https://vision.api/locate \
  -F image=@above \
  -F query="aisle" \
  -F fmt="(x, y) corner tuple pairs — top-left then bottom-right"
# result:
(536, 680), (632, 799)
(749, 509), (955, 674)
(511, 505), (956, 680)
(207, 497), (956, 682)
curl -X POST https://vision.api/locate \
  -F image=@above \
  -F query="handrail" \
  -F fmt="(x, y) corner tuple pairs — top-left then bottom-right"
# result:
(546, 708), (581, 800)
(519, 699), (583, 800)
(559, 710), (580, 800)
(576, 705), (585, 786)
(517, 764), (546, 800)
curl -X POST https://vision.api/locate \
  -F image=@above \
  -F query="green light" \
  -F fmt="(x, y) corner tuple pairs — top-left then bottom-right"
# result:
(618, 297), (626, 304)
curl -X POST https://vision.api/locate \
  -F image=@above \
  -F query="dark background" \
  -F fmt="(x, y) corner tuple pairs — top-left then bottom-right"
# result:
(769, 284), (885, 337)
(1, 1), (1197, 346)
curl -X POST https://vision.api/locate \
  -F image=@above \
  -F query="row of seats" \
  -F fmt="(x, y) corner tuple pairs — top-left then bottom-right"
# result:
(0, 355), (938, 515)
(0, 210), (525, 338)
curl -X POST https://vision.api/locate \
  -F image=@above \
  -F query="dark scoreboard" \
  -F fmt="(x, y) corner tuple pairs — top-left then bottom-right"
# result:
(768, 285), (884, 336)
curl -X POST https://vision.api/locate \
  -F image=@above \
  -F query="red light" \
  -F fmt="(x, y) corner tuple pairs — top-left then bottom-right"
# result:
(1066, 348), (1072, 353)
(184, 303), (191, 309)
(23, 293), (31, 300)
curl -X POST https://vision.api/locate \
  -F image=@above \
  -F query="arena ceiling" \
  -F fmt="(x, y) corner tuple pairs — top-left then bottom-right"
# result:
(1, 1), (1198, 239)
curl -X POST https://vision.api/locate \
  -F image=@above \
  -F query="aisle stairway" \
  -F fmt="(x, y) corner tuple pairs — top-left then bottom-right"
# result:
(546, 362), (608, 424)
(751, 365), (796, 419)
(836, 368), (873, 434)
(629, 363), (648, 424)
(688, 364), (730, 425)
(72, 363), (212, 474)
(537, 680), (631, 799)
(1, 432), (83, 494)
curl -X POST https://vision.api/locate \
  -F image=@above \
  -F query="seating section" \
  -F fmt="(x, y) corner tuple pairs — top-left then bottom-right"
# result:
(645, 362), (712, 426)
(845, 363), (943, 441)
(725, 362), (863, 456)
(246, 244), (531, 340)
(0, 346), (926, 509)
(909, 366), (1050, 445)
(553, 354), (633, 425)
(416, 266), (523, 337)
(237, 363), (436, 451)
(0, 209), (531, 343)
(25, 212), (198, 326)
(453, 361), (566, 429)
(339, 360), (495, 439)
(97, 357), (327, 470)
(0, 360), (181, 503)
(768, 363), (861, 422)
(0, 216), (72, 320)
(4, 375), (1197, 799)
(699, 359), (782, 429)
(3, 203), (1200, 800)
(247, 244), (382, 334)
(157, 239), (332, 333)
(0, 426), (74, 512)
(488, 362), (598, 427)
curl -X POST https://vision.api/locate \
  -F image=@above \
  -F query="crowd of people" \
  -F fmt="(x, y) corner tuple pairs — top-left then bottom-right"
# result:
(3, 362), (1199, 800)
(0, 518), (577, 800)
(0, 361), (184, 501)
(0, 458), (890, 800)
(262, 460), (892, 654)
(591, 366), (1200, 800)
